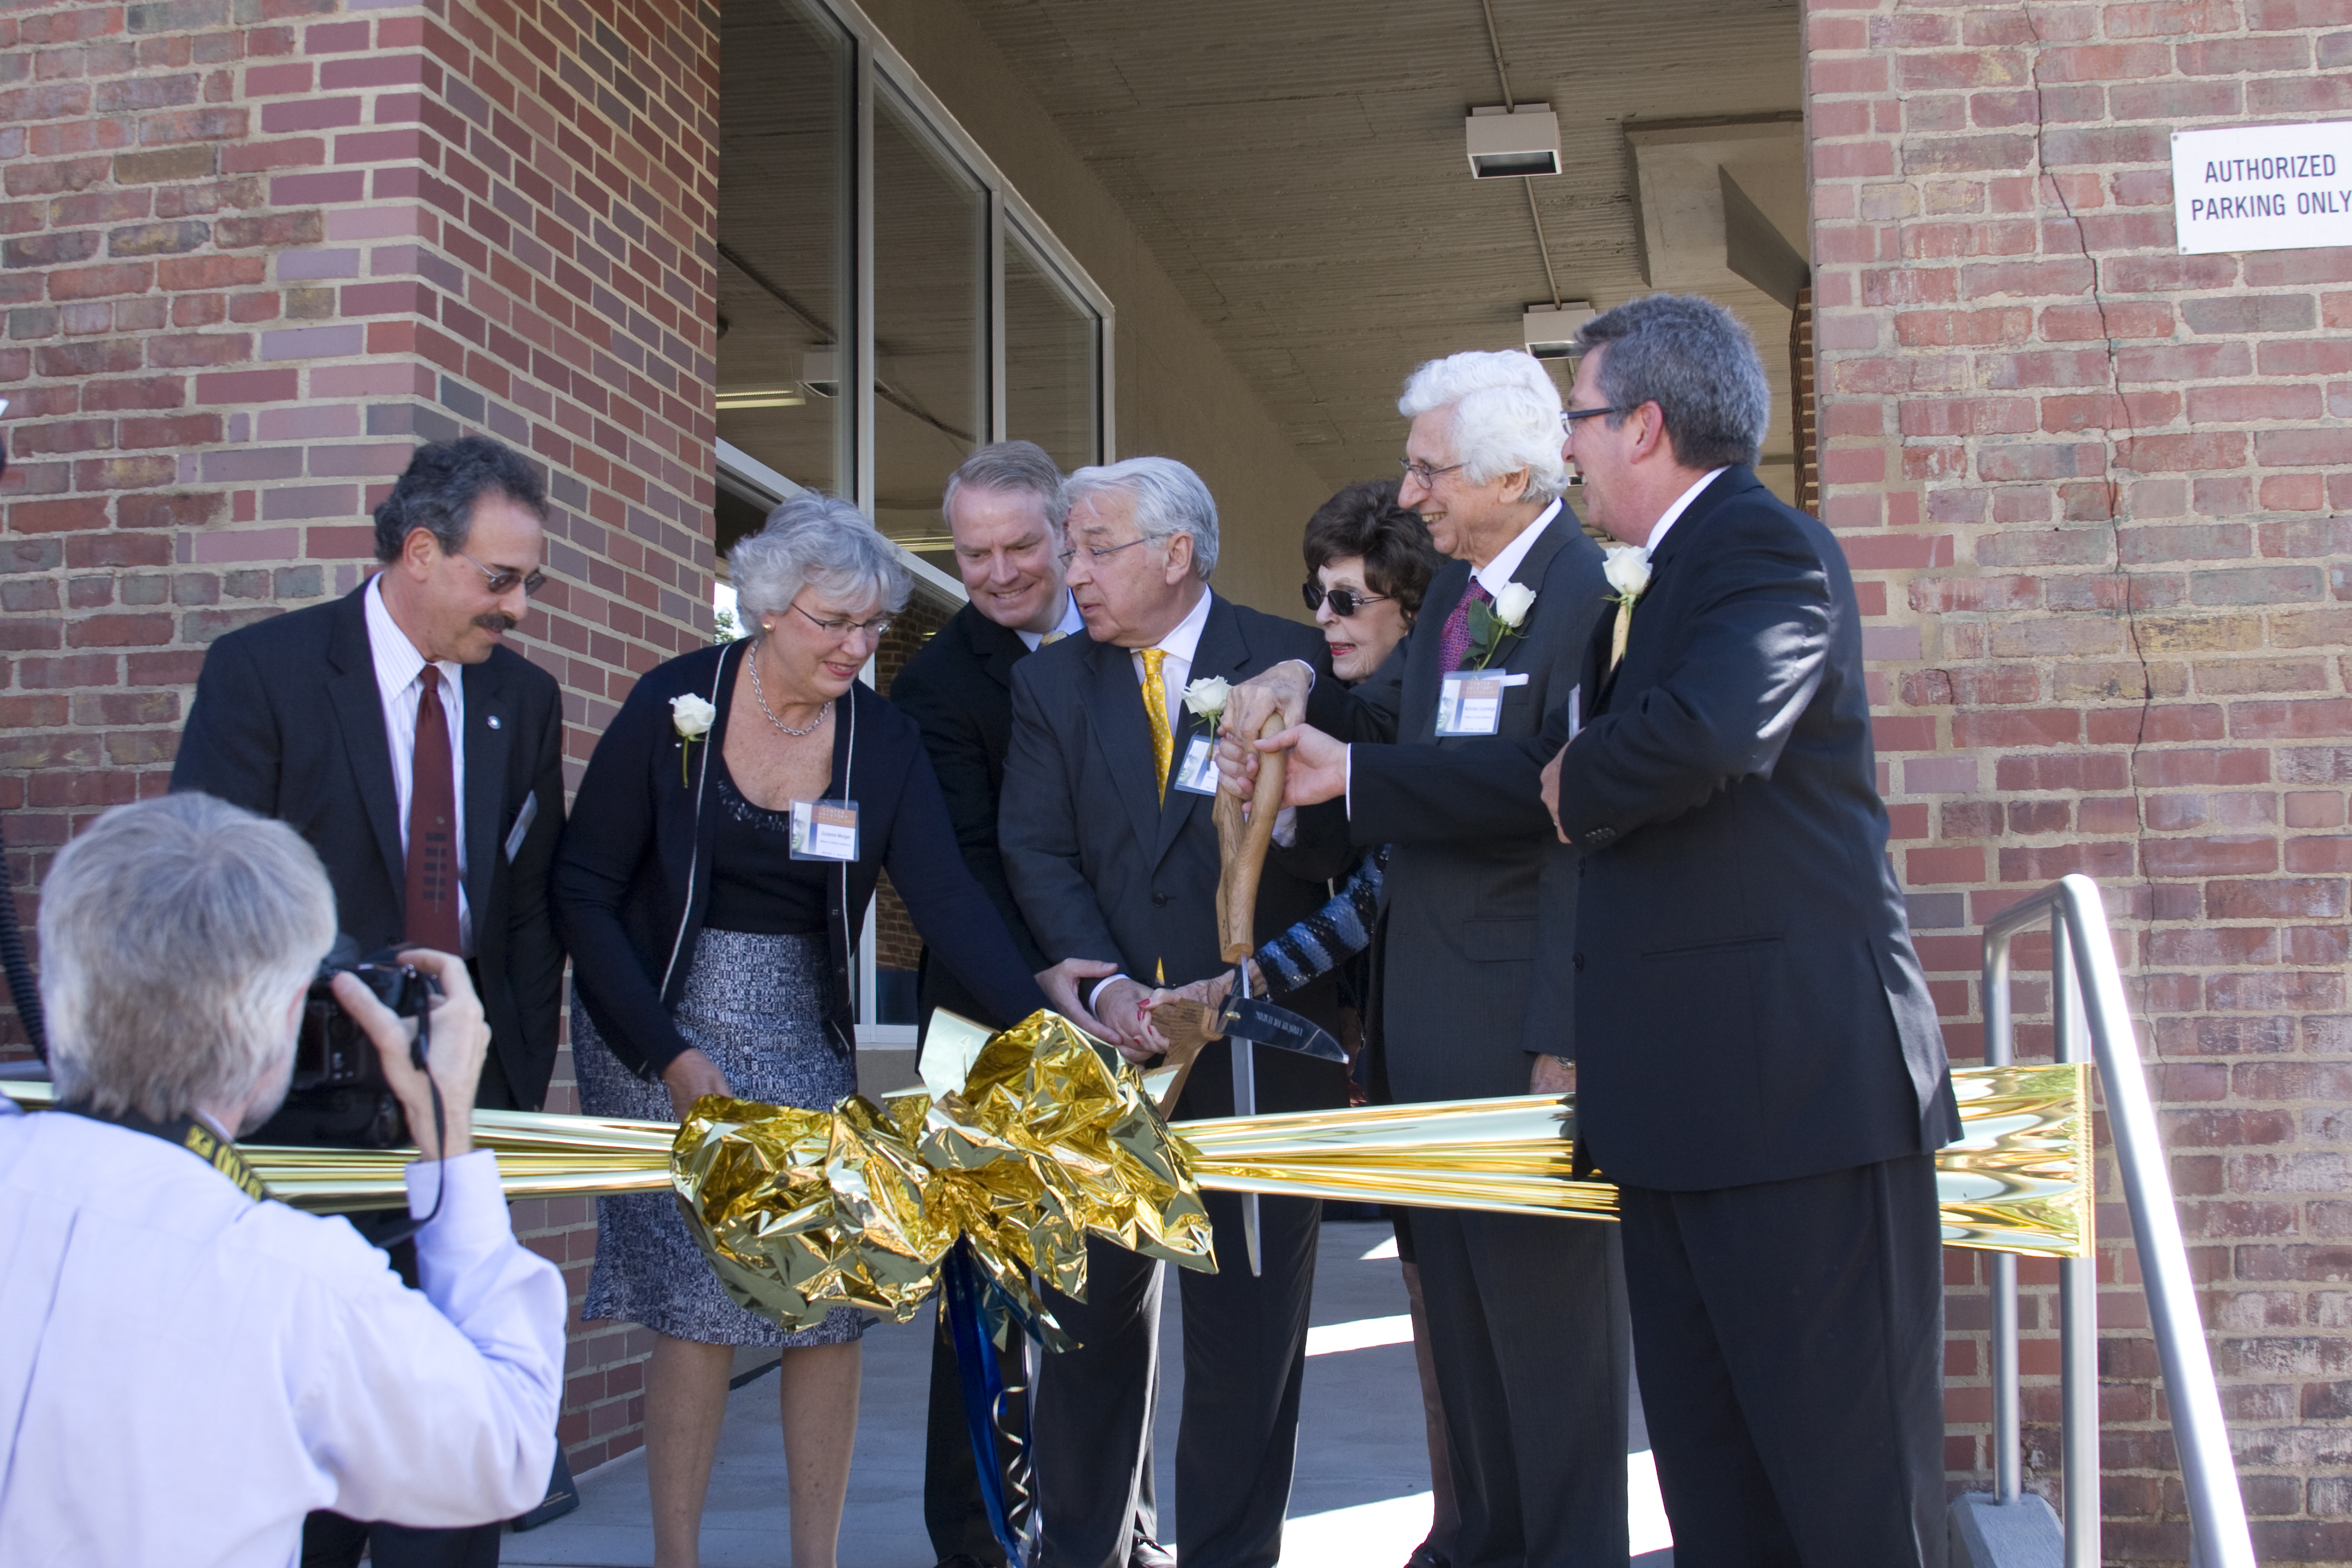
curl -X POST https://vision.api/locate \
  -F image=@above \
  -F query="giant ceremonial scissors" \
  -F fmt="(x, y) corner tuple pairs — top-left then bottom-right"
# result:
(1142, 700), (1348, 1273)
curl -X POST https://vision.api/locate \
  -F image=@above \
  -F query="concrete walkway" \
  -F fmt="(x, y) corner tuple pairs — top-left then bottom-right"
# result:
(506, 1218), (1672, 1567)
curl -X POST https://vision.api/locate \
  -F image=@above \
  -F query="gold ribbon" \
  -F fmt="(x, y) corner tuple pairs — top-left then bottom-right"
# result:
(0, 1028), (2094, 1336)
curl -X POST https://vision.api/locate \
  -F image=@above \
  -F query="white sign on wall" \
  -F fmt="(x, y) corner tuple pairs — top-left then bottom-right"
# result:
(2173, 122), (2352, 255)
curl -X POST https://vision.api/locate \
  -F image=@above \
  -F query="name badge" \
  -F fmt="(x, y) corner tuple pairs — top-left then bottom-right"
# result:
(1564, 688), (1582, 742)
(1436, 670), (1530, 736)
(1171, 733), (1220, 796)
(790, 799), (861, 862)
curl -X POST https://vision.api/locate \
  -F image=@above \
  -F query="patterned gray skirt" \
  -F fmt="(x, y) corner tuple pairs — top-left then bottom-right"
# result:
(574, 927), (868, 1348)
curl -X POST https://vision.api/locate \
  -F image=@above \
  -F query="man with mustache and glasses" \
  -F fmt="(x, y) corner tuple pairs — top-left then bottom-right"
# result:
(173, 435), (570, 1568)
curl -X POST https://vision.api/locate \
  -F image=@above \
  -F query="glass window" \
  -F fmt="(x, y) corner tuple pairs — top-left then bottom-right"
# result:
(714, 0), (853, 511)
(872, 84), (988, 561)
(1004, 225), (1102, 470)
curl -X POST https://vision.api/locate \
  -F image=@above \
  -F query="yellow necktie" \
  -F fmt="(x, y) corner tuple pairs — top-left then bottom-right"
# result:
(1140, 647), (1173, 802)
(1041, 629), (1065, 646)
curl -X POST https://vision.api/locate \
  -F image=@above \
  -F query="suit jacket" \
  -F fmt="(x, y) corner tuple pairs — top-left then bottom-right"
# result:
(1341, 504), (1608, 1101)
(889, 602), (1050, 1033)
(551, 638), (1048, 1080)
(171, 583), (568, 1108)
(1350, 468), (1959, 1190)
(999, 593), (1358, 1119)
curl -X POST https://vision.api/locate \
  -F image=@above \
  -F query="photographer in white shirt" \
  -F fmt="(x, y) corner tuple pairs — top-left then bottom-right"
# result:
(0, 792), (565, 1567)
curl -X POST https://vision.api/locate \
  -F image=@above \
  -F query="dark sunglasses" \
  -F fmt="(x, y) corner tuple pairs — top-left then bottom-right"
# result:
(1302, 581), (1391, 618)
(455, 548), (548, 598)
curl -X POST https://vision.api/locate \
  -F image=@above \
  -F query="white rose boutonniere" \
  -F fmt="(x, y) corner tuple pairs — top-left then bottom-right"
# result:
(1602, 546), (1651, 603)
(671, 693), (717, 785)
(1183, 675), (1230, 728)
(1602, 546), (1651, 671)
(1467, 583), (1538, 669)
(1492, 580), (1537, 630)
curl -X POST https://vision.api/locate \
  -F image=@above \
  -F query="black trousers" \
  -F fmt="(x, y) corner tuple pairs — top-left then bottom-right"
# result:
(1410, 1207), (1630, 1568)
(925, 1296), (1035, 1566)
(1031, 1189), (1319, 1568)
(1616, 1154), (1948, 1568)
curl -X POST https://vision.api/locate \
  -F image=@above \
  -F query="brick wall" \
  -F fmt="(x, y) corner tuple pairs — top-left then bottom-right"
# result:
(1808, 0), (2352, 1557)
(0, 0), (720, 1472)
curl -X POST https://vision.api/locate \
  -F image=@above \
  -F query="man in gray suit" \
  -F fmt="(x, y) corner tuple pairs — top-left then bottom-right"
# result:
(1000, 457), (1359, 1568)
(1225, 350), (1627, 1568)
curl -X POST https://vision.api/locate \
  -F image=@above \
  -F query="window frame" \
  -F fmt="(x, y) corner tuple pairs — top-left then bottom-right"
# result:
(714, 0), (1114, 1047)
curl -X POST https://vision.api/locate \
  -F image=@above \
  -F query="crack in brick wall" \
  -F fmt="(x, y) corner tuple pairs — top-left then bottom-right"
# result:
(1811, 0), (2352, 1555)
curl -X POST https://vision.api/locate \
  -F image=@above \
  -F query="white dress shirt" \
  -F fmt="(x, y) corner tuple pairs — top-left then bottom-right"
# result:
(1639, 468), (1730, 560)
(0, 1108), (564, 1566)
(1472, 498), (1563, 599)
(365, 573), (472, 951)
(1129, 586), (1214, 717)
(1015, 589), (1086, 653)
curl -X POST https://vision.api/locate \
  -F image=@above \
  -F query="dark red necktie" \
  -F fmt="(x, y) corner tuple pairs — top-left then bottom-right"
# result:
(404, 666), (463, 954)
(1435, 579), (1494, 672)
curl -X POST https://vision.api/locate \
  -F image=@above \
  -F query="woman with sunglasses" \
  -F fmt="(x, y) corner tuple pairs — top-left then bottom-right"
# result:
(552, 496), (1052, 1568)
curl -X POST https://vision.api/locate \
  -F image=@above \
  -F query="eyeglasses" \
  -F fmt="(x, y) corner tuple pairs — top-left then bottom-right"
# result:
(791, 602), (895, 640)
(1561, 406), (1624, 425)
(1398, 458), (1467, 487)
(1057, 535), (1153, 567)
(455, 549), (548, 597)
(1302, 581), (1391, 618)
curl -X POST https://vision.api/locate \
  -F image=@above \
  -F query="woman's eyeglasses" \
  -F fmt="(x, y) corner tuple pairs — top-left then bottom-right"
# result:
(791, 603), (895, 640)
(1302, 581), (1391, 618)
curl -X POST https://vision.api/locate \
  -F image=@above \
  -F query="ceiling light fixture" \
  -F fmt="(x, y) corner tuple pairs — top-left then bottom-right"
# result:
(801, 350), (839, 399)
(1466, 103), (1562, 179)
(1523, 300), (1595, 359)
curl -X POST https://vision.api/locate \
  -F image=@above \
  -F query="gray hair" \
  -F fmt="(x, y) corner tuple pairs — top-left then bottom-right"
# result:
(1397, 350), (1571, 503)
(1064, 456), (1219, 581)
(42, 793), (336, 1124)
(370, 436), (548, 563)
(942, 440), (1068, 532)
(1576, 294), (1770, 469)
(730, 494), (912, 626)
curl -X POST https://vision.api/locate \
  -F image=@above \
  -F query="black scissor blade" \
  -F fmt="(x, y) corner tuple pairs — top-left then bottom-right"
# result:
(1217, 996), (1349, 1063)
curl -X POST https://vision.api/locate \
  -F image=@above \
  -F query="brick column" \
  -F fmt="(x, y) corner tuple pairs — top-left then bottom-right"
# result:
(1809, 0), (2352, 1557)
(1, 0), (719, 1471)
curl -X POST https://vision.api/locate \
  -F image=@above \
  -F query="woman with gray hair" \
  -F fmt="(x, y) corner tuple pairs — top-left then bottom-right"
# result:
(553, 494), (1050, 1568)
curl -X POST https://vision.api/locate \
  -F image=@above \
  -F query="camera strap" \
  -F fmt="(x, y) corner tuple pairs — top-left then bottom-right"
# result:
(51, 1103), (272, 1204)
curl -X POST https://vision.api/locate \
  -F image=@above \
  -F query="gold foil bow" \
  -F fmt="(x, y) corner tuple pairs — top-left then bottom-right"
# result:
(671, 1013), (1215, 1336)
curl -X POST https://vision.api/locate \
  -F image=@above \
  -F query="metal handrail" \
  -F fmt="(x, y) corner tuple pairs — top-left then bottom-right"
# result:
(1978, 874), (2254, 1568)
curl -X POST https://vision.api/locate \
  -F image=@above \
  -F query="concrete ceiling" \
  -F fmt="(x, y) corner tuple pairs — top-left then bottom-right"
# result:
(956, 0), (1806, 497)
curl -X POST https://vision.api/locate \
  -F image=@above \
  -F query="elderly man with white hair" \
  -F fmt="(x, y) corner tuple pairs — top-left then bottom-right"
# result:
(1221, 349), (1626, 1568)
(0, 791), (566, 1566)
(999, 455), (1364, 1568)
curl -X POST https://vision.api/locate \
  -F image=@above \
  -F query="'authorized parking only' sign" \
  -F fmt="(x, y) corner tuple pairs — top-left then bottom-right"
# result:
(2173, 121), (2352, 255)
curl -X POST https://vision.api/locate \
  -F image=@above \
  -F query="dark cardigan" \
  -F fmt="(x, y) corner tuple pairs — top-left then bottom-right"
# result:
(551, 637), (1050, 1079)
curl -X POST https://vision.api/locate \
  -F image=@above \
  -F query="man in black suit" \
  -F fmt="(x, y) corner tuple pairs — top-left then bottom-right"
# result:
(172, 435), (569, 1568)
(889, 440), (1119, 1568)
(999, 456), (1357, 1568)
(1222, 350), (1628, 1568)
(1252, 296), (1961, 1567)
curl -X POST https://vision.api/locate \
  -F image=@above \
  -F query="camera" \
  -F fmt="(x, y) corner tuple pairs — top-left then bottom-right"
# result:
(250, 937), (440, 1149)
